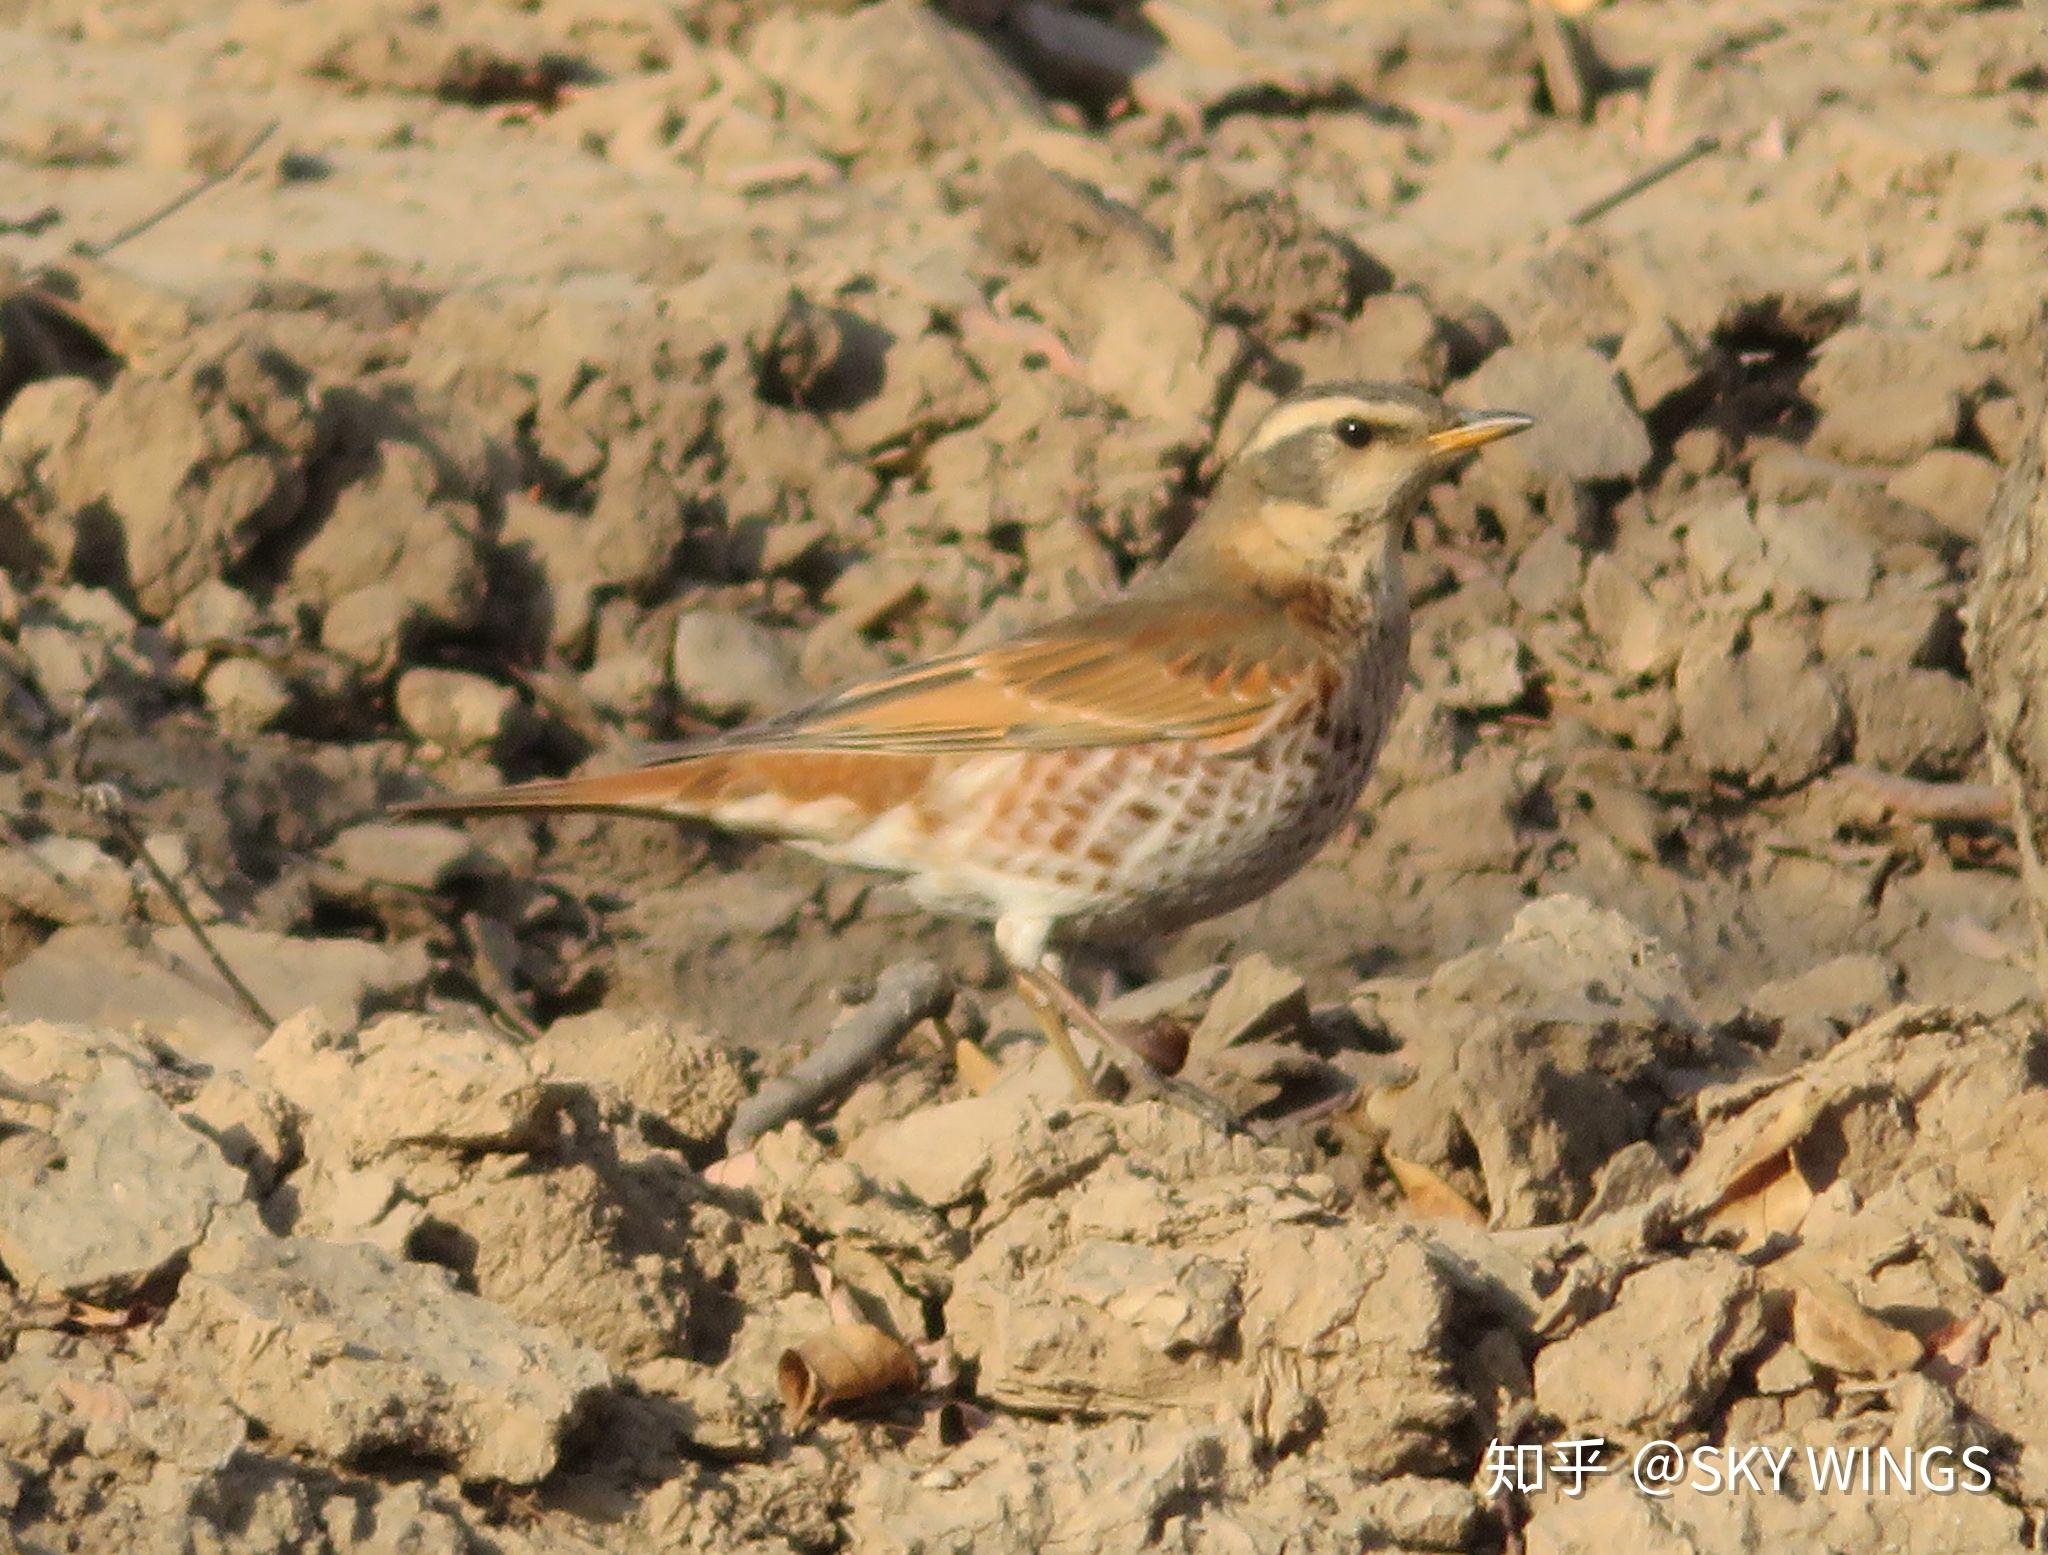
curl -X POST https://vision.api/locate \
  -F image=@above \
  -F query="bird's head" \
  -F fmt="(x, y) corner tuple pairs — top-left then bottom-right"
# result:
(1168, 381), (1532, 600)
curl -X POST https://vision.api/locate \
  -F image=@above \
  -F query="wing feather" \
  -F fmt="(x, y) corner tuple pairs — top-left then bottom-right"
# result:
(656, 593), (1318, 759)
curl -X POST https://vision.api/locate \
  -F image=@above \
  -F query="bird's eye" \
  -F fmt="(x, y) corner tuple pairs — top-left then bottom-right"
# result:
(1332, 416), (1375, 449)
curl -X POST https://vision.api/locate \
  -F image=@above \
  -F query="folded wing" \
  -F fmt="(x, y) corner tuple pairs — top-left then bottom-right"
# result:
(395, 591), (1319, 819)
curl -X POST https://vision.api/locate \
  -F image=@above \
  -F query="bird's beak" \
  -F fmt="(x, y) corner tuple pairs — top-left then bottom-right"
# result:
(1426, 409), (1535, 457)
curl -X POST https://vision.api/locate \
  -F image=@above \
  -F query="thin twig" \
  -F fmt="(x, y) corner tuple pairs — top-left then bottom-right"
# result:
(1249, 1080), (1361, 1142)
(81, 783), (276, 1030)
(1563, 133), (1721, 229)
(724, 960), (950, 1152)
(68, 119), (280, 263)
(1836, 764), (2013, 824)
(460, 911), (542, 1042)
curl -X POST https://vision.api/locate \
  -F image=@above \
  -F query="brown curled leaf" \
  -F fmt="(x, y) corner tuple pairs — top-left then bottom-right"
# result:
(1925, 1304), (1999, 1385)
(777, 1323), (920, 1426)
(1384, 1150), (1487, 1226)
(1701, 1150), (1815, 1254)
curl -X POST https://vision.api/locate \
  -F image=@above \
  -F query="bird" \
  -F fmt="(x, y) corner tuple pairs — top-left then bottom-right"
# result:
(396, 381), (1532, 1111)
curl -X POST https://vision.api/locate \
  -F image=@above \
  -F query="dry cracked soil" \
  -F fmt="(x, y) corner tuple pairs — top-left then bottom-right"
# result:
(0, 0), (2046, 1551)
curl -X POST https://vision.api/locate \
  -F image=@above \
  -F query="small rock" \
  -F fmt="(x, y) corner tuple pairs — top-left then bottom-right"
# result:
(0, 834), (131, 925)
(533, 1010), (750, 1155)
(1819, 589), (1955, 668)
(1886, 448), (2002, 541)
(417, 1156), (699, 1366)
(1188, 954), (1309, 1056)
(1806, 326), (1981, 465)
(395, 667), (518, 753)
(586, 434), (691, 592)
(1371, 895), (1697, 1226)
(257, 1011), (562, 1164)
(1292, 291), (1451, 388)
(292, 442), (488, 673)
(181, 1071), (300, 1198)
(1680, 488), (1771, 610)
(166, 579), (262, 648)
(1440, 626), (1530, 710)
(749, 0), (1046, 161)
(34, 324), (318, 616)
(1756, 501), (1877, 604)
(671, 608), (808, 721)
(1459, 345), (1651, 483)
(319, 583), (413, 670)
(1751, 954), (1900, 1034)
(949, 1150), (1463, 1472)
(0, 925), (430, 1069)
(845, 1092), (1052, 1210)
(1167, 166), (1363, 331)
(1507, 528), (1584, 620)
(0, 1067), (247, 1301)
(201, 656), (294, 735)
(1357, 1476), (1484, 1551)
(1614, 314), (1704, 414)
(1976, 392), (2028, 463)
(825, 557), (928, 635)
(581, 648), (668, 721)
(322, 820), (490, 891)
(158, 1225), (607, 1484)
(1534, 1253), (1768, 1436)
(1675, 620), (1845, 791)
(1839, 661), (1983, 778)
(1580, 555), (1683, 680)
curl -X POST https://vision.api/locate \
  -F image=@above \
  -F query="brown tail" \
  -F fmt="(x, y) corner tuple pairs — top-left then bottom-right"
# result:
(395, 748), (937, 848)
(391, 762), (721, 821)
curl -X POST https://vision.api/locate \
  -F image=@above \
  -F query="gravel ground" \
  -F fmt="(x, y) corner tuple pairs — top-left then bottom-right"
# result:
(0, 0), (2045, 1551)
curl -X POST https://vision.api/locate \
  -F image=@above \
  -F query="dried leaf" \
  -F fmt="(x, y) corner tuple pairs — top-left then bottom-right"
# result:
(1701, 1149), (1815, 1253)
(1385, 1151), (1486, 1226)
(777, 1323), (920, 1426)
(1925, 1305), (1999, 1384)
(1776, 1265), (1923, 1379)
(16, 1296), (147, 1335)
(953, 1037), (1003, 1095)
(63, 1298), (141, 1330)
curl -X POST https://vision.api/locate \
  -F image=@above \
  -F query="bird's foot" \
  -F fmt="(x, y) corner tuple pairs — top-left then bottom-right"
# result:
(1013, 965), (1243, 1137)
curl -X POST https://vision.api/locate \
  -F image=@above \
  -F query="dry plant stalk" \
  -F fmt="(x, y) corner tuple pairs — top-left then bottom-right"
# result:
(777, 1323), (920, 1426)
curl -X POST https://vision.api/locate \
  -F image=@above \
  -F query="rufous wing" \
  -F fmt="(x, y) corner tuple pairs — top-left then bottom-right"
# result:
(393, 590), (1318, 822)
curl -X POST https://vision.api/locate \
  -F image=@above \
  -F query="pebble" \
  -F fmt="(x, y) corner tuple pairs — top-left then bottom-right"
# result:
(671, 607), (809, 721)
(323, 820), (490, 891)
(395, 667), (519, 753)
(1675, 619), (1845, 791)
(202, 656), (294, 734)
(1885, 447), (2003, 541)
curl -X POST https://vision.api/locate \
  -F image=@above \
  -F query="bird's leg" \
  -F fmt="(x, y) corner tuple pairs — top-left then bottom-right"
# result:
(1012, 964), (1104, 1102)
(996, 921), (1103, 1102)
(1014, 962), (1242, 1136)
